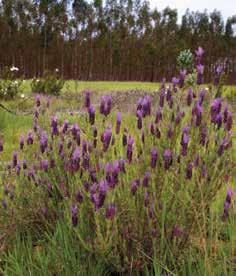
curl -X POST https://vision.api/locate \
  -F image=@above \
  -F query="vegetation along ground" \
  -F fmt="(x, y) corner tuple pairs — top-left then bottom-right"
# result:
(0, 45), (235, 275)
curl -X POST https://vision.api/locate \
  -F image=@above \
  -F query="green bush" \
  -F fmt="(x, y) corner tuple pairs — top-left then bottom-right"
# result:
(31, 71), (65, 96)
(0, 66), (22, 100)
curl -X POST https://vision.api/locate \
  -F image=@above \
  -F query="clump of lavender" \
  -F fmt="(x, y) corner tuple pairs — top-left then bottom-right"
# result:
(1, 48), (233, 272)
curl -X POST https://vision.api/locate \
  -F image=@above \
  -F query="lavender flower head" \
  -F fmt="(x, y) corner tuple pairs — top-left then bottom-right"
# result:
(222, 187), (234, 221)
(71, 204), (78, 227)
(163, 149), (173, 170)
(35, 95), (40, 107)
(187, 88), (193, 106)
(195, 46), (204, 59)
(27, 130), (34, 145)
(143, 171), (150, 187)
(151, 148), (158, 168)
(84, 90), (91, 108)
(102, 127), (112, 151)
(51, 116), (59, 136)
(197, 64), (204, 85)
(127, 136), (134, 163)
(211, 98), (222, 123)
(19, 135), (24, 150)
(88, 105), (95, 125)
(116, 112), (121, 134)
(105, 203), (116, 220)
(40, 131), (48, 153)
(12, 151), (17, 167)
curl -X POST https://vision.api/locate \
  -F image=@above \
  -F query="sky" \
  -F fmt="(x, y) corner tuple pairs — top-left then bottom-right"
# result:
(149, 0), (236, 22)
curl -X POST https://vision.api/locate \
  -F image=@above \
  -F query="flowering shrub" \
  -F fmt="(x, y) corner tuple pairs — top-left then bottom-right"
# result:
(0, 66), (22, 99)
(0, 49), (234, 273)
(31, 70), (64, 96)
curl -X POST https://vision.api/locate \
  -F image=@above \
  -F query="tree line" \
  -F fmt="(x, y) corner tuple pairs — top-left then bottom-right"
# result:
(0, 0), (236, 83)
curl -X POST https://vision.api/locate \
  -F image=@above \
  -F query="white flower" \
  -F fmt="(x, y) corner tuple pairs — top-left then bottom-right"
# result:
(20, 94), (25, 98)
(55, 68), (59, 72)
(36, 79), (40, 83)
(10, 66), (19, 72)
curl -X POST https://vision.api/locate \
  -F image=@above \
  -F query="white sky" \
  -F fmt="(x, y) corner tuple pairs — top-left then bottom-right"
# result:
(149, 0), (236, 22)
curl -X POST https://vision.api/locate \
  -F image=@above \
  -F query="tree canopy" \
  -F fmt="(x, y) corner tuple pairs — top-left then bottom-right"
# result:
(0, 0), (235, 82)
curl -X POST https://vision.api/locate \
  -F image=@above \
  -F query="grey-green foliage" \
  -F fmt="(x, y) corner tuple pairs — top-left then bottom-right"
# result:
(177, 49), (194, 71)
(185, 69), (197, 87)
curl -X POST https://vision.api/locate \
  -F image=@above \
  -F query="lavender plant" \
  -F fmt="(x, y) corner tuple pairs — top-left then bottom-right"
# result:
(0, 48), (234, 274)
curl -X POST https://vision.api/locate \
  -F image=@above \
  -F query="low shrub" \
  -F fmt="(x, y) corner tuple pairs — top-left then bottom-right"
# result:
(0, 48), (234, 274)
(0, 66), (22, 100)
(31, 71), (65, 96)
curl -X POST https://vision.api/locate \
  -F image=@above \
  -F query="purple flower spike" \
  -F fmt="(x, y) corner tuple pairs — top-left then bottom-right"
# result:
(102, 127), (112, 152)
(181, 127), (190, 156)
(163, 149), (173, 170)
(144, 192), (150, 207)
(71, 123), (79, 138)
(155, 107), (162, 124)
(23, 159), (27, 169)
(198, 89), (206, 105)
(150, 123), (155, 136)
(186, 162), (193, 180)
(88, 105), (95, 125)
(143, 171), (150, 187)
(195, 46), (204, 58)
(200, 126), (207, 146)
(159, 91), (165, 107)
(27, 130), (34, 145)
(137, 110), (143, 129)
(72, 147), (81, 162)
(211, 98), (222, 123)
(187, 88), (193, 106)
(51, 116), (59, 136)
(225, 111), (232, 131)
(151, 148), (158, 168)
(40, 159), (49, 171)
(167, 125), (173, 139)
(62, 120), (69, 134)
(12, 151), (17, 167)
(100, 95), (112, 116)
(35, 95), (40, 107)
(179, 69), (187, 88)
(40, 131), (48, 153)
(127, 136), (134, 163)
(173, 225), (183, 237)
(215, 113), (222, 129)
(19, 135), (24, 150)
(131, 179), (139, 195)
(122, 130), (127, 147)
(85, 90), (91, 108)
(197, 64), (204, 85)
(195, 103), (202, 127)
(217, 137), (232, 156)
(76, 189), (83, 203)
(172, 77), (179, 85)
(116, 112), (121, 134)
(71, 204), (78, 227)
(105, 203), (116, 220)
(222, 187), (234, 221)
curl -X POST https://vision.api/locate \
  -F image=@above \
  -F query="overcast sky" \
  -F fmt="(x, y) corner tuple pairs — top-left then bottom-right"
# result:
(149, 0), (236, 22)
